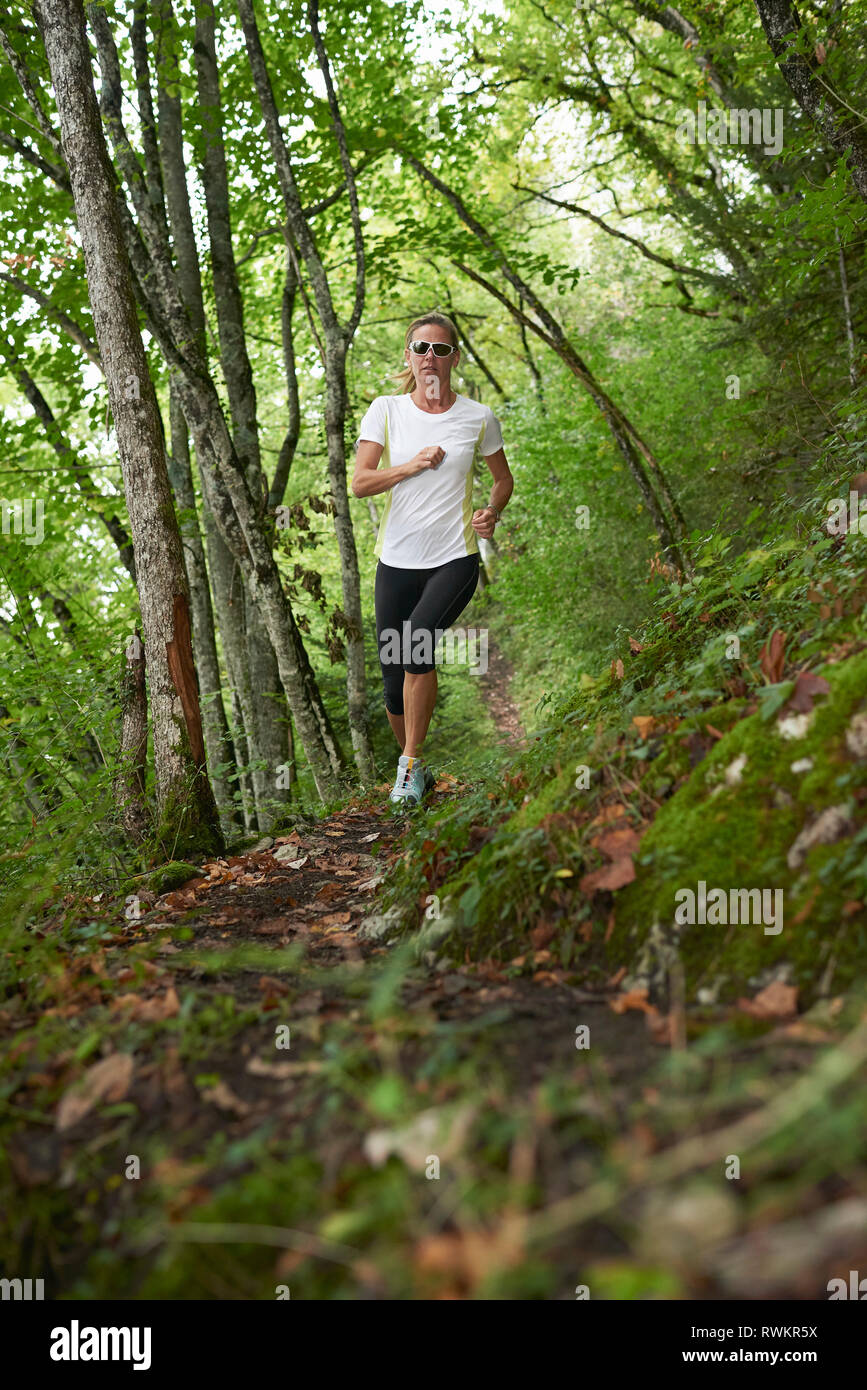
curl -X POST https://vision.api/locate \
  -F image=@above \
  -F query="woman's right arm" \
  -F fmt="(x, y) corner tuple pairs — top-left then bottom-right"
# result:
(351, 441), (443, 498)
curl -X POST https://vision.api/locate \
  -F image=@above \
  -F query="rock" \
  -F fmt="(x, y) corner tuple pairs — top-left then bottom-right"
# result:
(272, 846), (308, 867)
(152, 862), (200, 893)
(786, 804), (852, 870)
(845, 710), (867, 758)
(777, 711), (813, 740)
(356, 905), (408, 941)
(638, 1184), (740, 1264)
(724, 753), (748, 787)
(249, 837), (274, 853)
(696, 975), (727, 1007)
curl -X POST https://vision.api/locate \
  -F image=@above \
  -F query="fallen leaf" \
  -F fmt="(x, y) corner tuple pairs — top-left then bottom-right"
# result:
(319, 911), (352, 928)
(315, 882), (344, 902)
(784, 669), (831, 715)
(56, 1053), (134, 1132)
(632, 716), (656, 739)
(610, 987), (655, 1016)
(254, 919), (299, 936)
(580, 857), (635, 894)
(590, 826), (641, 858)
(530, 922), (556, 949)
(775, 1021), (835, 1043)
(737, 981), (798, 1020)
(759, 628), (787, 684)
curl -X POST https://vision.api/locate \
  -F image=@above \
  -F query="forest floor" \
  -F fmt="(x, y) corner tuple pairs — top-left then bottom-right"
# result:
(3, 781), (864, 1300)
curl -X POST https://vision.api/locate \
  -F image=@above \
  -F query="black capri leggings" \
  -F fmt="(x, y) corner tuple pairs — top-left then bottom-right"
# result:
(374, 554), (480, 715)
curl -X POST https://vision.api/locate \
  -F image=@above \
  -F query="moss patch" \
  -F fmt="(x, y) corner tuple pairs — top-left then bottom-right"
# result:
(610, 650), (867, 999)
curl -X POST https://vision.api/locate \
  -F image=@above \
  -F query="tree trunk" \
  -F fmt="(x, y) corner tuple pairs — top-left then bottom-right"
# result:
(37, 0), (223, 858)
(238, 0), (375, 783)
(167, 382), (242, 834)
(754, 0), (867, 203)
(194, 0), (292, 826)
(114, 628), (149, 841)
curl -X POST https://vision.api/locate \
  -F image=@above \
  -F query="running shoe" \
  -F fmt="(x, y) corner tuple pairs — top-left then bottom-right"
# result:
(389, 754), (427, 808)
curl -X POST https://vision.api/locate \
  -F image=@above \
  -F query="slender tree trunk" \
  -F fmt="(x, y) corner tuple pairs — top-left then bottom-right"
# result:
(267, 242), (301, 511)
(167, 382), (242, 833)
(194, 0), (292, 826)
(114, 628), (149, 841)
(323, 361), (375, 780)
(173, 368), (346, 800)
(238, 0), (375, 783)
(754, 0), (867, 204)
(37, 0), (223, 856)
(202, 507), (257, 829)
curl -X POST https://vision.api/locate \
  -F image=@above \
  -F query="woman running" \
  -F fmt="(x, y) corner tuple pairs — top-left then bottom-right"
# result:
(352, 312), (514, 807)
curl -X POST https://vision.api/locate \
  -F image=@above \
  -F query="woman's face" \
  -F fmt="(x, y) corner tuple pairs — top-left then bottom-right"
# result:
(405, 322), (459, 402)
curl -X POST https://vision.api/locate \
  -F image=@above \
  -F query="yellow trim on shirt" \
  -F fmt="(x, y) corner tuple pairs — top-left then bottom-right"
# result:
(462, 420), (485, 555)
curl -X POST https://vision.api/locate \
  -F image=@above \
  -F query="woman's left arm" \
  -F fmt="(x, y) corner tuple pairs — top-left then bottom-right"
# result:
(472, 449), (514, 539)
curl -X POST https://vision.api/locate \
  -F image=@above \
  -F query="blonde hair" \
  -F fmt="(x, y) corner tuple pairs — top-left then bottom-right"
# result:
(394, 312), (460, 393)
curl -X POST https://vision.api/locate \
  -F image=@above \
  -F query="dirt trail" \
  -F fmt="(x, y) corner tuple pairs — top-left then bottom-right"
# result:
(479, 635), (526, 748)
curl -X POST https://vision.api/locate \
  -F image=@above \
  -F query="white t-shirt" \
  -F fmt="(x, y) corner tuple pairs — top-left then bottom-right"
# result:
(356, 392), (504, 569)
